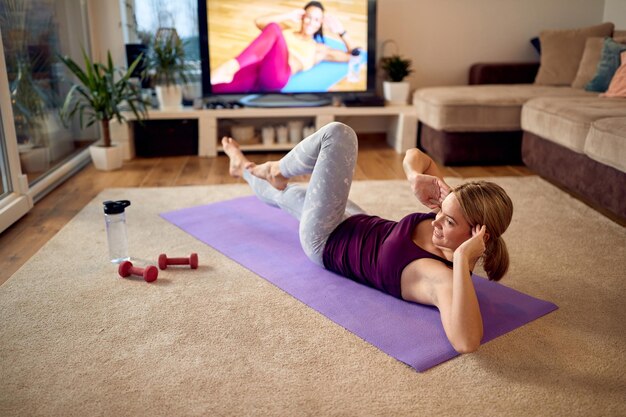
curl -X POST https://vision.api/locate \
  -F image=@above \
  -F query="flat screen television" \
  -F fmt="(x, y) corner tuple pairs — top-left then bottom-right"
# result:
(198, 0), (377, 107)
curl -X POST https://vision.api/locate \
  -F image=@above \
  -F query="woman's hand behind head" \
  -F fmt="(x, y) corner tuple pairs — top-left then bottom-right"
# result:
(289, 9), (306, 23)
(323, 13), (345, 35)
(411, 174), (451, 210)
(455, 225), (487, 264)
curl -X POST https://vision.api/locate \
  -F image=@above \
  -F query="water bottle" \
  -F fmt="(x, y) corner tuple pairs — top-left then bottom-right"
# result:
(347, 48), (362, 82)
(103, 200), (131, 263)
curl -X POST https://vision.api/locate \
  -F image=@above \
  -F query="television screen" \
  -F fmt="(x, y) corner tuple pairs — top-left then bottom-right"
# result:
(199, 0), (376, 97)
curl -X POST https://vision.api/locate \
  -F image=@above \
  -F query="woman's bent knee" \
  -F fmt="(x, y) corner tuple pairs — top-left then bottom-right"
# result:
(322, 122), (357, 151)
(263, 22), (282, 36)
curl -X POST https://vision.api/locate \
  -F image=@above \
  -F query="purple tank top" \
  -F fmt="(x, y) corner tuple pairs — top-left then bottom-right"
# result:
(322, 212), (453, 299)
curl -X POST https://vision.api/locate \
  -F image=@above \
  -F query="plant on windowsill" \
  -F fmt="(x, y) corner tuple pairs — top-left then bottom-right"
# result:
(143, 28), (191, 110)
(11, 57), (51, 173)
(380, 53), (413, 105)
(58, 50), (147, 171)
(1, 0), (56, 173)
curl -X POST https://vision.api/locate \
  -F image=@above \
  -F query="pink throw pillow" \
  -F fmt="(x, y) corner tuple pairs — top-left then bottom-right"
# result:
(602, 51), (626, 98)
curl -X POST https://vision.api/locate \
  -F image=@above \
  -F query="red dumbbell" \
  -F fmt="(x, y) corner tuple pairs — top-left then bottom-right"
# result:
(158, 253), (199, 270)
(118, 261), (158, 282)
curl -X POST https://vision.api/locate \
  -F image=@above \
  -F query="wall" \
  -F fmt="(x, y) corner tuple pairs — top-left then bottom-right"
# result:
(377, 0), (607, 89)
(86, 0), (613, 135)
(88, 0), (611, 88)
(86, 0), (126, 66)
(88, 0), (612, 83)
(604, 0), (626, 28)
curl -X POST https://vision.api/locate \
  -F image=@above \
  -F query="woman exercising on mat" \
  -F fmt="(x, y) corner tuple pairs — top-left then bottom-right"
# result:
(211, 1), (358, 93)
(222, 122), (514, 353)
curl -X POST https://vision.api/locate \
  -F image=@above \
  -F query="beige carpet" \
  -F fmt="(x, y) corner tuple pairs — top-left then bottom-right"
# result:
(0, 177), (624, 416)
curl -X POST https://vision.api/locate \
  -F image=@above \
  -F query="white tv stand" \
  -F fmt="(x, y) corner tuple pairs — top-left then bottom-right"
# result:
(114, 105), (418, 159)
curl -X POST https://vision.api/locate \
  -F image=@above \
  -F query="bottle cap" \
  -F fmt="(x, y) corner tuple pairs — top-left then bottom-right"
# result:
(351, 48), (361, 57)
(103, 200), (131, 214)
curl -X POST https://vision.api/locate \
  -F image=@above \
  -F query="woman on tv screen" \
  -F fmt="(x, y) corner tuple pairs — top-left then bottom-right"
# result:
(210, 1), (362, 93)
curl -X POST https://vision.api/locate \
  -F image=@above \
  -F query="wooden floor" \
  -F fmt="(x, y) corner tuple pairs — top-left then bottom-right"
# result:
(0, 134), (534, 286)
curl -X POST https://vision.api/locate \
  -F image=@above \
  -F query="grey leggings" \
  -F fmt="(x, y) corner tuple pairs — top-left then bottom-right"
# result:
(242, 122), (365, 265)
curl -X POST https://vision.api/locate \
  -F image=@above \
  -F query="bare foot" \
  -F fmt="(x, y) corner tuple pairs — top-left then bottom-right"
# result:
(222, 136), (251, 177)
(247, 161), (289, 190)
(211, 59), (240, 85)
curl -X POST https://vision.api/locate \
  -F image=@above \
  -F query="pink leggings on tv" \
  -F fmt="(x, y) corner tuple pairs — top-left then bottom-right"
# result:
(212, 23), (291, 93)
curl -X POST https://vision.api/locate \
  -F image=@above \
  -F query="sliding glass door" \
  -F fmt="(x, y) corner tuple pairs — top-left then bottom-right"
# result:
(0, 0), (96, 188)
(0, 0), (95, 232)
(0, 33), (32, 233)
(1, 120), (9, 198)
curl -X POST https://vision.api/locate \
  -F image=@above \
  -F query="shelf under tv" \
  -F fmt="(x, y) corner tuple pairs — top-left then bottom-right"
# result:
(217, 143), (296, 153)
(115, 105), (418, 158)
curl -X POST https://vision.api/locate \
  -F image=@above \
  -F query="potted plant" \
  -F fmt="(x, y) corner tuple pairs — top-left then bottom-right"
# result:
(11, 57), (51, 173)
(58, 50), (147, 171)
(144, 28), (190, 109)
(380, 54), (413, 106)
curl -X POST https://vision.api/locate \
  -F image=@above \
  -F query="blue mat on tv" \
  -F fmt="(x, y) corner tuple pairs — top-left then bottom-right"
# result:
(282, 38), (367, 93)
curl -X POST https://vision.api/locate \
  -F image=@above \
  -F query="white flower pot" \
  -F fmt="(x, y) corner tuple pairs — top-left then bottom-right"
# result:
(383, 81), (411, 106)
(156, 85), (183, 110)
(182, 81), (202, 101)
(89, 144), (123, 171)
(19, 147), (50, 173)
(42, 111), (73, 162)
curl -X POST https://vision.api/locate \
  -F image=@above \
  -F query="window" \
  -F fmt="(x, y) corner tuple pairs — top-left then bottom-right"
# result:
(0, 0), (95, 185)
(129, 0), (199, 62)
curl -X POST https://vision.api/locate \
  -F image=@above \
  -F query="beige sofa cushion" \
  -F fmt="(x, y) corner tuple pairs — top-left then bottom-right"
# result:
(584, 117), (626, 172)
(521, 97), (626, 153)
(413, 85), (592, 131)
(572, 36), (626, 89)
(534, 22), (614, 86)
(571, 37), (607, 88)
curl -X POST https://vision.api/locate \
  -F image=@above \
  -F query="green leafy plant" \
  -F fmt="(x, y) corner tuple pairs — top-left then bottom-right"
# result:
(2, 0), (56, 146)
(144, 30), (191, 87)
(58, 50), (147, 148)
(11, 59), (49, 145)
(380, 54), (413, 82)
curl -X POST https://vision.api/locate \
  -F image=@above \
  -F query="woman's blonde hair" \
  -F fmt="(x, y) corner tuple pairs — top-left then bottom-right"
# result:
(453, 181), (513, 281)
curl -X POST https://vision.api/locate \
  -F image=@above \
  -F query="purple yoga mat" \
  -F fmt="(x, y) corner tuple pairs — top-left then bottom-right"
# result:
(161, 196), (557, 371)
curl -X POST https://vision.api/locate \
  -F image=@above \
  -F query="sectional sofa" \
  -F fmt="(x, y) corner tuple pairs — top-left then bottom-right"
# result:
(412, 23), (626, 221)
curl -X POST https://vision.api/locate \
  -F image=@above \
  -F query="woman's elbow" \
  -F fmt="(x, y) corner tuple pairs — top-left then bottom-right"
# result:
(404, 148), (421, 160)
(450, 333), (482, 354)
(403, 148), (430, 167)
(453, 340), (481, 354)
(402, 148), (422, 168)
